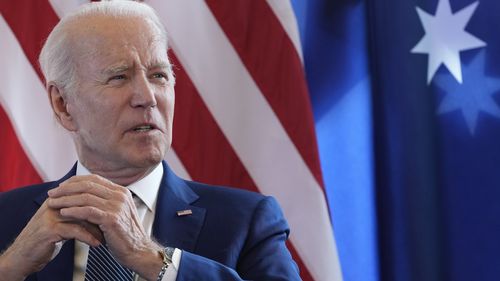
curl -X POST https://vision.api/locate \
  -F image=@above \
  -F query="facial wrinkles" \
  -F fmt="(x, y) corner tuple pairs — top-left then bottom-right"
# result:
(97, 44), (167, 83)
(64, 15), (173, 181)
(69, 15), (168, 83)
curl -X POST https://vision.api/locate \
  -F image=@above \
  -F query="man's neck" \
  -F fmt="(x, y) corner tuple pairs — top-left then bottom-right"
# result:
(77, 160), (159, 186)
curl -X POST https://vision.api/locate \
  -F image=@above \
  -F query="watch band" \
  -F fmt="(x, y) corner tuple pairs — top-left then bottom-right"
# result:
(157, 247), (174, 281)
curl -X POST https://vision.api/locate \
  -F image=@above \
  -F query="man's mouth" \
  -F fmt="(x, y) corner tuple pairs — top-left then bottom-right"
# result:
(132, 125), (155, 132)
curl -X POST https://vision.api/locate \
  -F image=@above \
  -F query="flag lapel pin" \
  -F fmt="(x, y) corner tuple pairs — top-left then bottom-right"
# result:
(176, 209), (193, 216)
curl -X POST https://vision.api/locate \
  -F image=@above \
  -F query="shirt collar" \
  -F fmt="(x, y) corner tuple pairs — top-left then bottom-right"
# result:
(76, 161), (163, 212)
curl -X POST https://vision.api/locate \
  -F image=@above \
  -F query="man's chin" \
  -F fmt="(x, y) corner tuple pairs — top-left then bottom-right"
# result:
(127, 150), (165, 168)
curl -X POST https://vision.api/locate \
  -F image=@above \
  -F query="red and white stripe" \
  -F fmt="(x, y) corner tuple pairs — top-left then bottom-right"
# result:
(0, 1), (341, 280)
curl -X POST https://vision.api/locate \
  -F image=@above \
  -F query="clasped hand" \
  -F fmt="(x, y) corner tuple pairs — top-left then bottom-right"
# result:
(0, 175), (161, 280)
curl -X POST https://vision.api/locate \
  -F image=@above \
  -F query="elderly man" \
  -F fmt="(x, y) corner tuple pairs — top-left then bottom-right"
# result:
(0, 2), (300, 281)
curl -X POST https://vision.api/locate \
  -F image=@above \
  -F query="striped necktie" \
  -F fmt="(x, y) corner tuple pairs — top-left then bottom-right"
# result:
(84, 244), (134, 281)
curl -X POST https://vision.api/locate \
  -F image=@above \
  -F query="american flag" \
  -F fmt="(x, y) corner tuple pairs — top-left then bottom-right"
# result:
(0, 1), (341, 281)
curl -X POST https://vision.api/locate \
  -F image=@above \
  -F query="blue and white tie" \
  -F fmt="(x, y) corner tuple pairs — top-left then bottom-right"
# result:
(84, 244), (134, 281)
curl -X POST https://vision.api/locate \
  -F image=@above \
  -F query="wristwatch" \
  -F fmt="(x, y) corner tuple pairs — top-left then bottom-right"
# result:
(157, 247), (174, 281)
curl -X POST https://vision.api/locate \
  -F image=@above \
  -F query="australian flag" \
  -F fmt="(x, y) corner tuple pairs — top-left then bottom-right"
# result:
(294, 0), (500, 280)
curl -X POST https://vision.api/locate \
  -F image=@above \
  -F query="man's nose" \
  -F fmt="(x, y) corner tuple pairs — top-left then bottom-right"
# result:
(130, 74), (157, 108)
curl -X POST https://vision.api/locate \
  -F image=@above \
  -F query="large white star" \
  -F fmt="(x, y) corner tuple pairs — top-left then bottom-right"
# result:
(411, 0), (486, 84)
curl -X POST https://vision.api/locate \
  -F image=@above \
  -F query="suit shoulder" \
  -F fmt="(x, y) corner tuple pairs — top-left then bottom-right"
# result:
(0, 181), (56, 205)
(0, 182), (57, 251)
(186, 180), (266, 206)
(183, 180), (287, 226)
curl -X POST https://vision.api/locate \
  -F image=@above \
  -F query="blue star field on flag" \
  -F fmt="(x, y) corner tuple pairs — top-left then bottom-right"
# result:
(293, 0), (500, 280)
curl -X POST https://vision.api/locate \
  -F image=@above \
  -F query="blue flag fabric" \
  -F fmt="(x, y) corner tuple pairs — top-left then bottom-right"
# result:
(293, 0), (500, 280)
(369, 0), (500, 280)
(292, 1), (379, 281)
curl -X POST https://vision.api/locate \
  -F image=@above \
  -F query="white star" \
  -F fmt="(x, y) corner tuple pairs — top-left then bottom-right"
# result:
(411, 0), (486, 84)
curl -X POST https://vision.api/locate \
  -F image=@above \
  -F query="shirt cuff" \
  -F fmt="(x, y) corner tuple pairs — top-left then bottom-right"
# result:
(160, 248), (182, 281)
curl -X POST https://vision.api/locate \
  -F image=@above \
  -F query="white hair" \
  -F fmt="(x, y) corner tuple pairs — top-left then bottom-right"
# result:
(39, 1), (171, 95)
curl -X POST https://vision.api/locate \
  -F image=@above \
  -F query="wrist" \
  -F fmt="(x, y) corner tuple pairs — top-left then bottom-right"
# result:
(156, 247), (173, 281)
(129, 243), (164, 281)
(0, 250), (28, 281)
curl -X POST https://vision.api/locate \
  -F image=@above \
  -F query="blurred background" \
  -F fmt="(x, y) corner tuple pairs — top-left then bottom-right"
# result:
(1, 0), (500, 281)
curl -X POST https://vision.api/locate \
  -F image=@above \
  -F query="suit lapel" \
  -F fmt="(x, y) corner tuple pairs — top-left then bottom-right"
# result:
(153, 161), (206, 252)
(34, 163), (77, 205)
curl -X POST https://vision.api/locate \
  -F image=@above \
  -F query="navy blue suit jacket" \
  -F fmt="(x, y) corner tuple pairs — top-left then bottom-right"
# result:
(0, 162), (301, 280)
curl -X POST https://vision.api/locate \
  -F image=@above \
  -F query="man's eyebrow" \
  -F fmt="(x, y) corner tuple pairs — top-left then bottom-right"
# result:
(101, 62), (169, 76)
(148, 61), (170, 69)
(102, 64), (130, 76)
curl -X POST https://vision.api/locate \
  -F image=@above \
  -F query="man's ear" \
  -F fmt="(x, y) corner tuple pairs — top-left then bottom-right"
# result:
(48, 83), (77, 131)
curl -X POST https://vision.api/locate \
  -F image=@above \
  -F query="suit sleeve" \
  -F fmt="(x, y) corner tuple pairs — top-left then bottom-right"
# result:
(175, 196), (302, 281)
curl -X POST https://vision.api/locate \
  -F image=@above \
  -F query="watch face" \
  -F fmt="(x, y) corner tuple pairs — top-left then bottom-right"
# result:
(165, 247), (174, 261)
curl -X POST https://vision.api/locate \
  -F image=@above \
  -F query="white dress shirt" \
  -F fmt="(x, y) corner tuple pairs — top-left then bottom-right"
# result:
(72, 162), (182, 281)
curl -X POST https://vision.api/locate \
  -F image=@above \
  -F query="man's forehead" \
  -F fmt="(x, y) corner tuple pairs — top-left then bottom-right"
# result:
(67, 14), (164, 48)
(67, 15), (168, 70)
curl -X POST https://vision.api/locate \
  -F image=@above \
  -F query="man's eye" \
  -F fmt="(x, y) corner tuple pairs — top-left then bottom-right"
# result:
(110, 74), (126, 80)
(152, 73), (167, 79)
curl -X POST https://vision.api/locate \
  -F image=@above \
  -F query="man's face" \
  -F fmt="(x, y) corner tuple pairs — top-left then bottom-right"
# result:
(64, 16), (174, 172)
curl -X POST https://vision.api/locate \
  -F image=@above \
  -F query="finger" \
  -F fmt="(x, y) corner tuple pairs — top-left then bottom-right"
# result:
(47, 193), (108, 210)
(79, 221), (105, 244)
(48, 180), (114, 199)
(59, 206), (108, 227)
(36, 200), (73, 223)
(55, 222), (101, 247)
(62, 175), (121, 190)
(62, 174), (111, 184)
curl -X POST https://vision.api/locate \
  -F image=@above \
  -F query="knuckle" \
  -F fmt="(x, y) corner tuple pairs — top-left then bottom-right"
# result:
(108, 213), (121, 226)
(115, 191), (128, 203)
(85, 181), (96, 192)
(45, 198), (54, 207)
(82, 193), (93, 205)
(88, 206), (100, 217)
(88, 182), (98, 193)
(115, 184), (128, 194)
